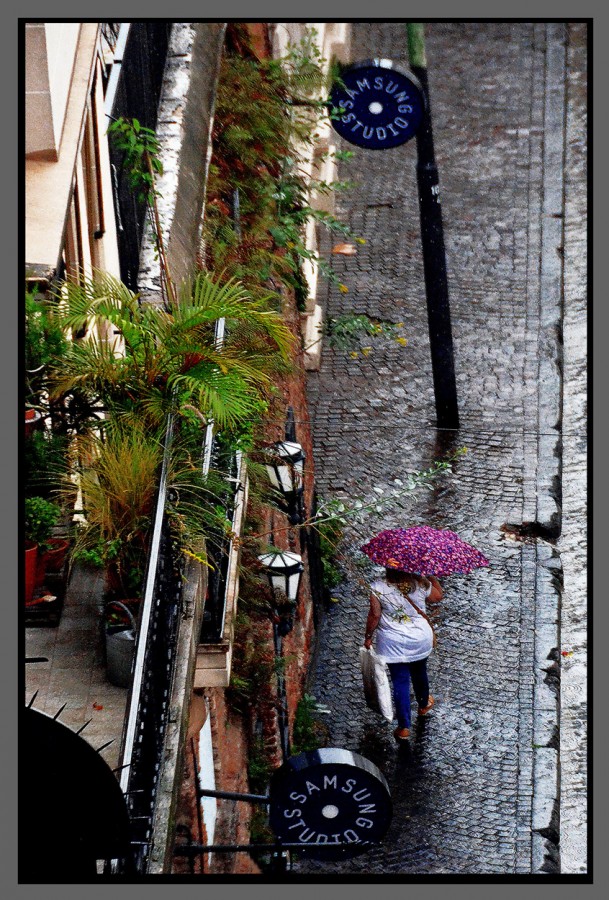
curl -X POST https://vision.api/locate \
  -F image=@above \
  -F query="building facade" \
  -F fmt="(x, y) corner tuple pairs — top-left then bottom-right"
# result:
(24, 20), (350, 877)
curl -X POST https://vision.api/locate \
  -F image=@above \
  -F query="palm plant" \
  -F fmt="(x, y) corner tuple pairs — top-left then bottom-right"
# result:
(48, 270), (294, 431)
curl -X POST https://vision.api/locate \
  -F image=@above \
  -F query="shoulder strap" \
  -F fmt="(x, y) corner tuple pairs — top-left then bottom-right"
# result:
(399, 589), (437, 648)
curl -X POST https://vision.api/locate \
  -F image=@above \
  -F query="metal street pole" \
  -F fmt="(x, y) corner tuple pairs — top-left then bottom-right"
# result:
(407, 23), (460, 429)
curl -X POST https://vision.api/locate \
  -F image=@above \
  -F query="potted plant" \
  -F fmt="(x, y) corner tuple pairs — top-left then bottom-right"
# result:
(69, 424), (162, 601)
(24, 496), (61, 603)
(25, 407), (43, 438)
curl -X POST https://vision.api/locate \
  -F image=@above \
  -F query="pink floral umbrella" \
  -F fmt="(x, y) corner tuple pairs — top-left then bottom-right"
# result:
(360, 526), (489, 576)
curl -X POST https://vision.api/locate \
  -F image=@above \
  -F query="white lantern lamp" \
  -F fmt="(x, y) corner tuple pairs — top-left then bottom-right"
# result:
(264, 441), (306, 524)
(257, 550), (304, 604)
(264, 441), (305, 495)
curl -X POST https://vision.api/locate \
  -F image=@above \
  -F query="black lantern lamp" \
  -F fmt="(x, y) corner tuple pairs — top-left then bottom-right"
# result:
(258, 550), (304, 604)
(264, 441), (305, 524)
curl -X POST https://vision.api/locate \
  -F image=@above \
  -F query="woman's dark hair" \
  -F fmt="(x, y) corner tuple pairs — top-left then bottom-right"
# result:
(386, 568), (431, 594)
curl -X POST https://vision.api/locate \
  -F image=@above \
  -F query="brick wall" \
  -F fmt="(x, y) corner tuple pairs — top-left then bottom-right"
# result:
(170, 22), (329, 871)
(172, 284), (320, 871)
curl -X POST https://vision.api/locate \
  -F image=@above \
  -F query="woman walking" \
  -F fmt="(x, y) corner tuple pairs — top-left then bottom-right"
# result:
(363, 569), (442, 740)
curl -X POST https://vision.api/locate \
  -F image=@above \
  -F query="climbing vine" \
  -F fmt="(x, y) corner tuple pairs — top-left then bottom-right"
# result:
(204, 26), (362, 309)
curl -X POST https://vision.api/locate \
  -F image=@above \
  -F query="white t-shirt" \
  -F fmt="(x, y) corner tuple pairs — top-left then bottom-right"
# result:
(371, 578), (433, 663)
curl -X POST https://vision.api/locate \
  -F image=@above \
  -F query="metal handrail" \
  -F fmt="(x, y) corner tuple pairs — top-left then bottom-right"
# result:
(199, 442), (241, 643)
(119, 413), (175, 799)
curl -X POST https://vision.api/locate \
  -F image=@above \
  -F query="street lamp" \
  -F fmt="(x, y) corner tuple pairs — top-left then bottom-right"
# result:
(258, 550), (304, 636)
(258, 549), (304, 689)
(257, 550), (304, 604)
(263, 441), (305, 525)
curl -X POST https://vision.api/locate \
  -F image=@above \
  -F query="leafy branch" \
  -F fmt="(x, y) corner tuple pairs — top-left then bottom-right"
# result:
(240, 448), (468, 549)
(325, 313), (407, 353)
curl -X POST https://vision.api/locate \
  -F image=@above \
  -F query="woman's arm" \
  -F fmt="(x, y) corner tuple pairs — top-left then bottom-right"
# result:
(364, 595), (382, 649)
(428, 576), (443, 603)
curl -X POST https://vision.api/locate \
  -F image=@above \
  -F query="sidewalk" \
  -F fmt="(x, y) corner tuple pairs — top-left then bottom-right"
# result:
(299, 22), (585, 875)
(25, 565), (128, 772)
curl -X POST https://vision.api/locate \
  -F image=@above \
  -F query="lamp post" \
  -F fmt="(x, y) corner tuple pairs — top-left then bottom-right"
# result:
(263, 441), (306, 525)
(257, 550), (304, 761)
(406, 22), (459, 429)
(328, 45), (459, 430)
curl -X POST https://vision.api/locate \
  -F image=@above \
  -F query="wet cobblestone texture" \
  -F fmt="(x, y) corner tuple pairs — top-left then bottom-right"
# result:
(296, 22), (586, 875)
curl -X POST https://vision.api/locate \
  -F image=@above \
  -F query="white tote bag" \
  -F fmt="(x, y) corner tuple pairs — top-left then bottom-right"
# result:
(359, 646), (394, 722)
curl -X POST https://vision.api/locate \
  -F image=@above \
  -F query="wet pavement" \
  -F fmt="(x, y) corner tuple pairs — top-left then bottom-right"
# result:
(296, 22), (586, 876)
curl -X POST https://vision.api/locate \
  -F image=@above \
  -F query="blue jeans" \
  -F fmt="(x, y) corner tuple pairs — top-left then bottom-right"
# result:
(387, 658), (430, 729)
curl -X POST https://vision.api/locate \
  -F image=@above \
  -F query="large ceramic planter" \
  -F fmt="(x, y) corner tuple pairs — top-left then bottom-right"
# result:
(38, 538), (70, 576)
(25, 541), (38, 604)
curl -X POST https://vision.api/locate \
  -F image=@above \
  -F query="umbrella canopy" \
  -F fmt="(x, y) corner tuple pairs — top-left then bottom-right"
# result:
(360, 526), (489, 576)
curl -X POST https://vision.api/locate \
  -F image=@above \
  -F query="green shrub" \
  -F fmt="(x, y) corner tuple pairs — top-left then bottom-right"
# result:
(247, 735), (273, 794)
(316, 515), (344, 590)
(24, 496), (61, 550)
(24, 431), (69, 500)
(291, 693), (328, 755)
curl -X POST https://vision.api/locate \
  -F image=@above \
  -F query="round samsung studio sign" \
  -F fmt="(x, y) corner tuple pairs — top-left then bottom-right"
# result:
(329, 59), (425, 150)
(269, 748), (392, 860)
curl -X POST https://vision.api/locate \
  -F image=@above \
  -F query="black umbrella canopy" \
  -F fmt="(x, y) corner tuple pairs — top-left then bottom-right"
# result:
(20, 708), (132, 881)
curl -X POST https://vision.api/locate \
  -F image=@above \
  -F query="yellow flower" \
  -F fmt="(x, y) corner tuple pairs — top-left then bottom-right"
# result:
(396, 322), (404, 328)
(338, 283), (349, 294)
(355, 237), (366, 245)
(361, 347), (372, 356)
(349, 351), (359, 358)
(395, 336), (408, 346)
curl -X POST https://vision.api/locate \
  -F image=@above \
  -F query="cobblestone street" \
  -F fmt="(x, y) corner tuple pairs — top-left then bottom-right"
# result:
(296, 22), (586, 876)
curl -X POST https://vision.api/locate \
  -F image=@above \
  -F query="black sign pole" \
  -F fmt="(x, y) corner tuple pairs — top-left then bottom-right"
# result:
(407, 24), (460, 430)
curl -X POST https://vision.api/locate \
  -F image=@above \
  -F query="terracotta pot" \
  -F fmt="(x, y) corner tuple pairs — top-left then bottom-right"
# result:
(25, 541), (38, 604)
(38, 538), (70, 576)
(25, 409), (42, 438)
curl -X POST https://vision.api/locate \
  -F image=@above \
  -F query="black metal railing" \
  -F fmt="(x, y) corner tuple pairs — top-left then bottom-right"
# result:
(101, 23), (121, 62)
(106, 22), (172, 291)
(111, 420), (243, 871)
(199, 439), (241, 643)
(114, 416), (184, 874)
(121, 521), (183, 872)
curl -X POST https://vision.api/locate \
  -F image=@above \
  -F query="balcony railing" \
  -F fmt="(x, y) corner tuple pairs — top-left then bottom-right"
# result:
(114, 415), (184, 874)
(108, 412), (248, 872)
(106, 22), (172, 291)
(199, 440), (242, 644)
